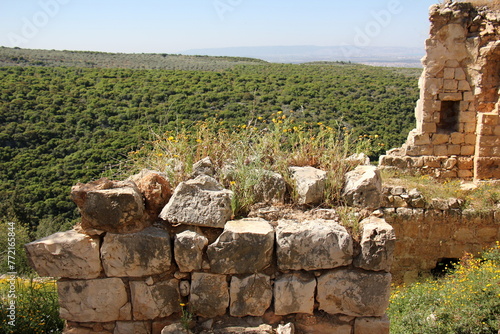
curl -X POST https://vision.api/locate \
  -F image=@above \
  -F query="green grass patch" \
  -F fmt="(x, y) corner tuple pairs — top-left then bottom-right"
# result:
(388, 242), (500, 333)
(0, 277), (63, 334)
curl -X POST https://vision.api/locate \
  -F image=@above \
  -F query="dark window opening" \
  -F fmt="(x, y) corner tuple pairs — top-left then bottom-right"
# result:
(437, 101), (460, 134)
(431, 258), (459, 277)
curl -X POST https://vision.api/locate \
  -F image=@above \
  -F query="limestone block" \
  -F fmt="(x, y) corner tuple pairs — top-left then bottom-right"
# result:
(463, 91), (474, 101)
(421, 122), (437, 133)
(464, 133), (476, 145)
(101, 227), (171, 277)
(190, 273), (229, 318)
(354, 217), (396, 272)
(192, 156), (215, 177)
(459, 111), (476, 123)
(459, 101), (469, 111)
(443, 68), (455, 80)
(160, 323), (190, 334)
(354, 316), (390, 334)
(432, 134), (449, 145)
(464, 122), (476, 133)
(71, 179), (147, 234)
(450, 132), (465, 145)
(439, 92), (462, 101)
(444, 79), (458, 91)
(461, 145), (475, 155)
(274, 272), (316, 315)
(434, 145), (448, 156)
(128, 169), (172, 222)
(455, 68), (466, 80)
(229, 274), (272, 317)
(114, 321), (151, 334)
(130, 279), (180, 320)
(458, 169), (473, 178)
(424, 78), (444, 95)
(253, 170), (286, 204)
(458, 80), (471, 91)
(174, 230), (208, 272)
(448, 145), (461, 155)
(276, 323), (295, 334)
(276, 219), (353, 271)
(342, 165), (382, 209)
(25, 230), (101, 279)
(289, 166), (327, 205)
(207, 218), (274, 274)
(159, 175), (233, 228)
(316, 269), (392, 317)
(445, 60), (459, 68)
(58, 278), (130, 322)
(345, 153), (371, 166)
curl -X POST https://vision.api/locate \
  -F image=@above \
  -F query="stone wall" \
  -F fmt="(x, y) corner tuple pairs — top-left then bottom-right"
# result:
(25, 170), (394, 334)
(380, 185), (500, 284)
(380, 2), (500, 181)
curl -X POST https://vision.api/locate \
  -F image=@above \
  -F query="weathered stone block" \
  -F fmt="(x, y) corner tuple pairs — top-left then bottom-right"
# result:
(316, 269), (391, 317)
(432, 134), (449, 145)
(230, 274), (272, 317)
(463, 91), (474, 101)
(461, 145), (475, 155)
(159, 175), (233, 228)
(443, 68), (455, 79)
(174, 230), (208, 273)
(289, 166), (327, 205)
(433, 145), (448, 156)
(354, 316), (390, 334)
(354, 217), (396, 272)
(439, 92), (462, 101)
(207, 218), (274, 274)
(114, 321), (151, 334)
(128, 169), (172, 223)
(192, 156), (215, 177)
(274, 273), (316, 316)
(190, 273), (229, 318)
(421, 122), (437, 133)
(254, 170), (286, 204)
(101, 227), (171, 277)
(58, 278), (130, 322)
(450, 132), (465, 145)
(130, 279), (180, 320)
(443, 79), (458, 91)
(71, 179), (146, 234)
(458, 80), (471, 91)
(25, 230), (101, 279)
(448, 145), (461, 155)
(342, 165), (382, 209)
(276, 219), (353, 271)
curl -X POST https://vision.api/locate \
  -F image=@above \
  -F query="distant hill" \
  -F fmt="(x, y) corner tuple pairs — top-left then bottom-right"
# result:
(183, 45), (424, 67)
(0, 47), (267, 71)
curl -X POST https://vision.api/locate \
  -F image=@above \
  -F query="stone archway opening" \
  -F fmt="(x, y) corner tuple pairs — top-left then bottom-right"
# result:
(431, 257), (459, 277)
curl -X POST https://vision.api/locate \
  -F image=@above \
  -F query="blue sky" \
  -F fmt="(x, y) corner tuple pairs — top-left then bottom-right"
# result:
(0, 0), (438, 54)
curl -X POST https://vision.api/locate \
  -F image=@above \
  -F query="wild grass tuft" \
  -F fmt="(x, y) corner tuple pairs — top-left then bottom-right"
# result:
(127, 113), (375, 216)
(0, 277), (63, 334)
(388, 242), (500, 333)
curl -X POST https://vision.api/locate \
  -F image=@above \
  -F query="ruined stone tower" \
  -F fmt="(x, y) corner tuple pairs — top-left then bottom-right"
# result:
(380, 2), (500, 180)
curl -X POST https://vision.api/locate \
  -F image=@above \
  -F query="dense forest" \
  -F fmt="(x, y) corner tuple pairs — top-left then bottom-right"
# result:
(0, 48), (421, 237)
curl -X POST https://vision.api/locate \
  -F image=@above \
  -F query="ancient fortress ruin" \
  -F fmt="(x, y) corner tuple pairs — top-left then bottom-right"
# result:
(23, 2), (500, 334)
(381, 1), (500, 180)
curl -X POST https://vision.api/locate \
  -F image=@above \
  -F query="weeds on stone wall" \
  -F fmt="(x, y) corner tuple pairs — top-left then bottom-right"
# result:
(126, 114), (376, 216)
(388, 242), (500, 333)
(381, 168), (500, 212)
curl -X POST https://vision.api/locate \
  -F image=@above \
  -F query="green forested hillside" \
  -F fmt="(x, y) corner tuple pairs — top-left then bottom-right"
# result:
(0, 62), (420, 236)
